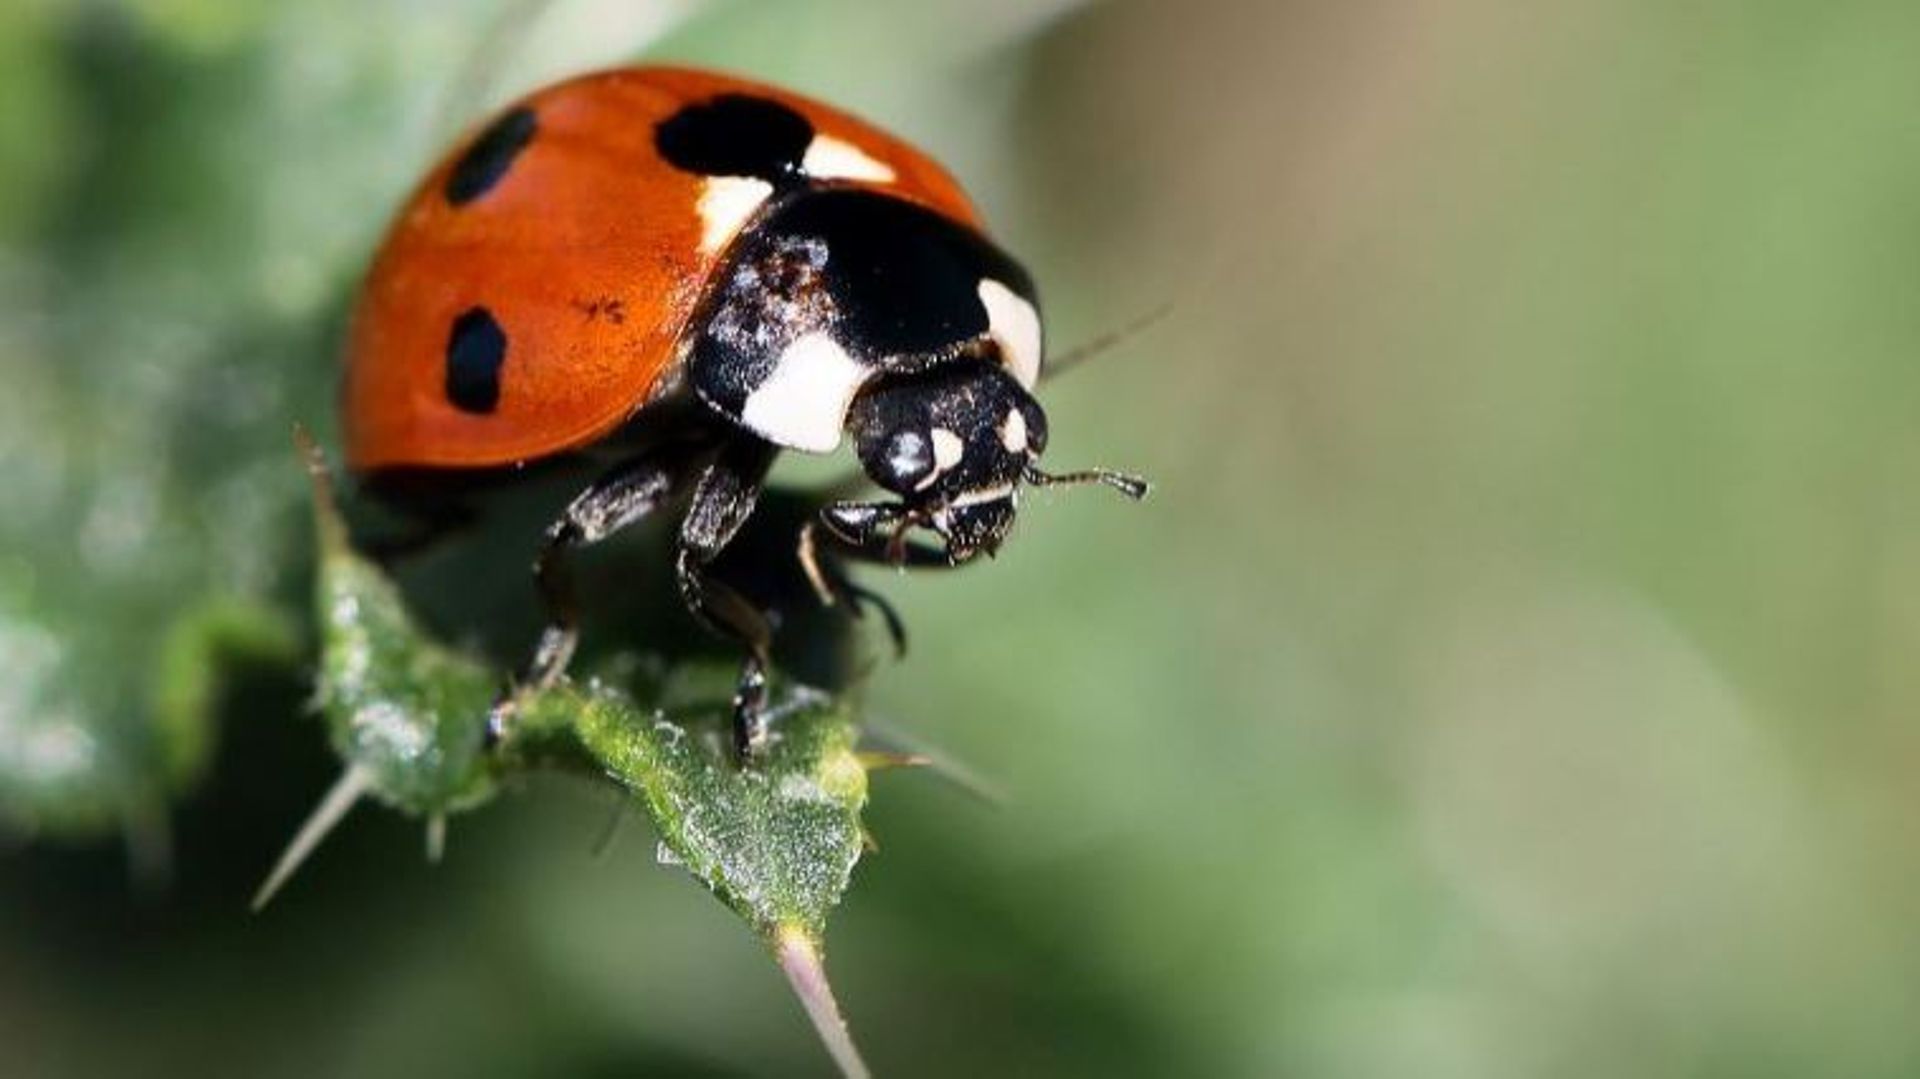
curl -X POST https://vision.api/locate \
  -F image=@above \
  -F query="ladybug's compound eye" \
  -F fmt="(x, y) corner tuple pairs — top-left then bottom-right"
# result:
(880, 429), (934, 491)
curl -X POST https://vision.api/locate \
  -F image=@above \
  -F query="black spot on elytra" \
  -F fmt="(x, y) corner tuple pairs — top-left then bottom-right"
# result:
(654, 94), (812, 184)
(445, 107), (537, 206)
(445, 307), (506, 413)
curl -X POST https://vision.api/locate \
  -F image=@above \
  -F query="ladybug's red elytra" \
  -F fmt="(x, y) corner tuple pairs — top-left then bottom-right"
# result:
(343, 66), (1147, 757)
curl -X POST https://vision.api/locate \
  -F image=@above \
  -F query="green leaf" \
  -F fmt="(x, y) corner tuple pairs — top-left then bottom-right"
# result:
(545, 682), (869, 943)
(310, 466), (497, 820)
(150, 595), (300, 791)
(271, 436), (875, 1075)
(252, 436), (501, 909)
(0, 0), (500, 852)
(0, 565), (295, 847)
(519, 682), (871, 1076)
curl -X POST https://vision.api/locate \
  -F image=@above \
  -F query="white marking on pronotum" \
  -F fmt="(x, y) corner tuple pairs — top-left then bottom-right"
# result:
(1000, 409), (1028, 453)
(251, 764), (375, 912)
(741, 332), (871, 451)
(930, 428), (964, 474)
(802, 134), (896, 183)
(697, 176), (774, 253)
(977, 279), (1042, 388)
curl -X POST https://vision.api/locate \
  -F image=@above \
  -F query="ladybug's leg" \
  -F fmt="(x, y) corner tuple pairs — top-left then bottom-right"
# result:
(813, 500), (963, 568)
(796, 521), (910, 658)
(527, 461), (686, 684)
(795, 498), (978, 659)
(487, 444), (702, 743)
(673, 436), (782, 759)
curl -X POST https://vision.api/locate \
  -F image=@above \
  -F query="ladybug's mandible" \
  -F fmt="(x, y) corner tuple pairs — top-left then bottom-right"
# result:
(342, 67), (1146, 757)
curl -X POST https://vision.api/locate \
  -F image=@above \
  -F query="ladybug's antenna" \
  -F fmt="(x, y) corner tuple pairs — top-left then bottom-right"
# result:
(1042, 299), (1177, 382)
(1022, 464), (1151, 501)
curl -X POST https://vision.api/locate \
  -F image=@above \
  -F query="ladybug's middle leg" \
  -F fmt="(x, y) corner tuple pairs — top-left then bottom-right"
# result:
(674, 435), (781, 760)
(487, 440), (707, 743)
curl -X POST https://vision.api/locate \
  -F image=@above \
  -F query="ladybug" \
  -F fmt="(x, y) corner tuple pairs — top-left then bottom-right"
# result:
(342, 67), (1147, 757)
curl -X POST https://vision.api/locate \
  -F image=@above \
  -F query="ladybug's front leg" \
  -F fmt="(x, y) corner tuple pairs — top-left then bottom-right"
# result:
(812, 500), (962, 568)
(796, 519), (909, 657)
(674, 435), (781, 760)
(793, 499), (976, 660)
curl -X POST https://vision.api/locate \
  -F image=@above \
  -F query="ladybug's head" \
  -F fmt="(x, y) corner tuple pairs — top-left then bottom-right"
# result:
(830, 360), (1146, 563)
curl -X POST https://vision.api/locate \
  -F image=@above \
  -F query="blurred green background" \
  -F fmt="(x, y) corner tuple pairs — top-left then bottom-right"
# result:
(5, 0), (1920, 1075)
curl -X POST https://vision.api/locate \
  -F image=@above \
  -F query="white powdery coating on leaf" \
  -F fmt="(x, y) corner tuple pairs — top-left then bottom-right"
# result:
(778, 772), (838, 807)
(328, 592), (361, 627)
(349, 700), (429, 761)
(634, 706), (864, 931)
(327, 591), (371, 687)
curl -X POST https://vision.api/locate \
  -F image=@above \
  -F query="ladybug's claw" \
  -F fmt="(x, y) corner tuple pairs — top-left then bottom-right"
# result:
(483, 689), (518, 748)
(732, 651), (770, 760)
